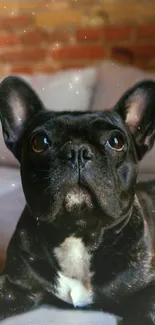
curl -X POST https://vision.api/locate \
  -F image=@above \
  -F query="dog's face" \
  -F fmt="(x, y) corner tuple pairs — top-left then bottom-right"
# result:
(0, 77), (155, 230)
(20, 110), (137, 229)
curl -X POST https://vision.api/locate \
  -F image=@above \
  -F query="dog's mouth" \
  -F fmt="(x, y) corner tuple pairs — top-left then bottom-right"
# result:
(39, 176), (124, 227)
(64, 186), (93, 213)
(51, 184), (102, 229)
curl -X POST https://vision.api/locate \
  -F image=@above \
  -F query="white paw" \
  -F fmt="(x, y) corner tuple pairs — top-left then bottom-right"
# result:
(70, 281), (93, 307)
(55, 272), (93, 307)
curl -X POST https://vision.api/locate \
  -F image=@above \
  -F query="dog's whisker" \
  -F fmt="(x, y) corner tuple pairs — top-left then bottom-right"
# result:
(44, 183), (53, 193)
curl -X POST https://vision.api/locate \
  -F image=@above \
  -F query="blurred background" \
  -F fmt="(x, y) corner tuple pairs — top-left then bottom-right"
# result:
(0, 0), (154, 75)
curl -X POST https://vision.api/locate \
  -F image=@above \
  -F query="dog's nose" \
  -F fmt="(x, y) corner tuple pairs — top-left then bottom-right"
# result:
(62, 144), (93, 165)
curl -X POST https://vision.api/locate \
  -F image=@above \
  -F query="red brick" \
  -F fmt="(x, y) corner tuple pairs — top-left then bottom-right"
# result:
(11, 65), (33, 74)
(148, 58), (155, 71)
(76, 28), (104, 42)
(136, 24), (155, 39)
(134, 44), (155, 57)
(20, 29), (47, 45)
(0, 33), (19, 46)
(111, 47), (134, 63)
(33, 64), (59, 73)
(61, 62), (90, 70)
(134, 57), (149, 70)
(35, 11), (83, 28)
(48, 30), (71, 42)
(112, 44), (155, 59)
(131, 44), (155, 57)
(104, 25), (133, 42)
(0, 48), (46, 62)
(50, 45), (105, 60)
(0, 16), (33, 29)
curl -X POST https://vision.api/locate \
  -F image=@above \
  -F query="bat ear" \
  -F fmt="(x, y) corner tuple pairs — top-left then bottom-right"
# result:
(0, 76), (45, 160)
(115, 80), (155, 160)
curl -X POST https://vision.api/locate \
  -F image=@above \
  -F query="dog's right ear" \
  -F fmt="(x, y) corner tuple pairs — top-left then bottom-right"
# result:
(0, 76), (45, 160)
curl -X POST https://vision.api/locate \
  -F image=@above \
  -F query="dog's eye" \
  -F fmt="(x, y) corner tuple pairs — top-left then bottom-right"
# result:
(31, 134), (50, 153)
(106, 134), (125, 152)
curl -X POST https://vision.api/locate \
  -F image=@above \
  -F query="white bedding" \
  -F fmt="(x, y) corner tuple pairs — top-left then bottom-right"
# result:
(0, 307), (117, 325)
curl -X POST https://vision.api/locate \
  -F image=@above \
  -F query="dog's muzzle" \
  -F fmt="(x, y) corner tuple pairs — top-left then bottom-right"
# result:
(64, 187), (93, 212)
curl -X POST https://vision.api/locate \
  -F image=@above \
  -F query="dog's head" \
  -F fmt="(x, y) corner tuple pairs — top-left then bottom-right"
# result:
(0, 77), (155, 230)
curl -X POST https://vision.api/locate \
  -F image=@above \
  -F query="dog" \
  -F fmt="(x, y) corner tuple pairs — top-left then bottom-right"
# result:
(0, 76), (155, 324)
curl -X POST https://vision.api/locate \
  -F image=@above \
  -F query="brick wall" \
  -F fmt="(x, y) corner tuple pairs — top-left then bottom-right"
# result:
(0, 0), (155, 75)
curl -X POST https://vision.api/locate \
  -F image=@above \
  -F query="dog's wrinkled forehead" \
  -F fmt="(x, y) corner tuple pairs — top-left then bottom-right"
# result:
(28, 111), (127, 138)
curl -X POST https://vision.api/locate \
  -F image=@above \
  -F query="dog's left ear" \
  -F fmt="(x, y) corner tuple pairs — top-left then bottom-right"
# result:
(0, 76), (45, 160)
(115, 80), (155, 159)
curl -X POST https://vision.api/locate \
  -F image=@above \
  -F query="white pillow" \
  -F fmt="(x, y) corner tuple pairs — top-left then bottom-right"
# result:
(0, 306), (117, 325)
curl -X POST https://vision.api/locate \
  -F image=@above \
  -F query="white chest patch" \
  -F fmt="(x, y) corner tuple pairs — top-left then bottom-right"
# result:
(54, 236), (93, 307)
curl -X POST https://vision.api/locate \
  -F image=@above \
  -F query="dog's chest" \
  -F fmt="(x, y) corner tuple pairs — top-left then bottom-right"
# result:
(54, 237), (93, 307)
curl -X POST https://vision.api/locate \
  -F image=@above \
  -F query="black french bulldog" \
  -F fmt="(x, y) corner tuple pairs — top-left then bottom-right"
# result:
(0, 76), (155, 324)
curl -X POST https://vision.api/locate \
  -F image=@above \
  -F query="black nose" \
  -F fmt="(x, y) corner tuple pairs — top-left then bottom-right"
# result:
(62, 144), (94, 165)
